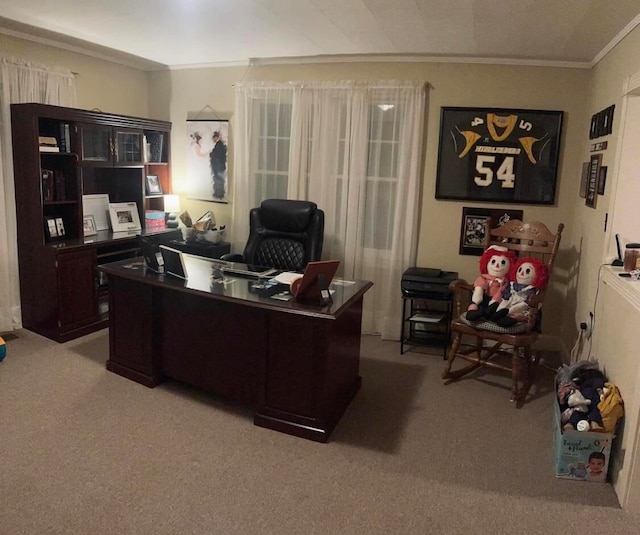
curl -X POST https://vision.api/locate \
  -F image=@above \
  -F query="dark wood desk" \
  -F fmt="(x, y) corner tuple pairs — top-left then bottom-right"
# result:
(99, 255), (373, 442)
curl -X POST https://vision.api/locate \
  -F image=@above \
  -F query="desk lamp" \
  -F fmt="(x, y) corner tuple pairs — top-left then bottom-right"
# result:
(164, 194), (181, 229)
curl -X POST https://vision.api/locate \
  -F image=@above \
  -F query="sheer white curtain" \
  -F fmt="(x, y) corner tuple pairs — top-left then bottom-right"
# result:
(233, 80), (425, 338)
(0, 57), (76, 332)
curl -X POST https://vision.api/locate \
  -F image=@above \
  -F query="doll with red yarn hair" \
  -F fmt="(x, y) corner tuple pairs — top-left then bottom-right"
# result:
(489, 256), (549, 327)
(466, 245), (517, 321)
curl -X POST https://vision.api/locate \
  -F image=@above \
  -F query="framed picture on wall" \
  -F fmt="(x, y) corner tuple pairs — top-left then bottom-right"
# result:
(459, 206), (524, 256)
(186, 120), (229, 203)
(586, 153), (602, 208)
(436, 107), (564, 205)
(598, 166), (608, 195)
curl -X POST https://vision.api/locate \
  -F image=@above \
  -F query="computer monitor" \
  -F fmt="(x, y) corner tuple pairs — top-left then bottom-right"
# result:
(291, 260), (340, 304)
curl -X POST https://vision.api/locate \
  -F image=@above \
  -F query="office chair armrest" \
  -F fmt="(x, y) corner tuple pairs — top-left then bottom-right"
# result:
(449, 279), (473, 318)
(220, 253), (243, 263)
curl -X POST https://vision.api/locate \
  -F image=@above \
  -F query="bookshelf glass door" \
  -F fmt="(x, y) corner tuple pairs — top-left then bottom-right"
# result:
(78, 123), (112, 164)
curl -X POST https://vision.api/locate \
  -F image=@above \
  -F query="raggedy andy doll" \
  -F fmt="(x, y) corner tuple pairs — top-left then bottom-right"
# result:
(466, 245), (517, 321)
(488, 256), (549, 327)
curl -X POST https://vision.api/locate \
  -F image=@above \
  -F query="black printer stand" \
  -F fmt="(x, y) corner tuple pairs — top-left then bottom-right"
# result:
(400, 267), (458, 358)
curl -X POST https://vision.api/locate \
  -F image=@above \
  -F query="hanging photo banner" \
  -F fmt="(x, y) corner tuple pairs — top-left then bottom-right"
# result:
(186, 119), (229, 203)
(435, 107), (563, 205)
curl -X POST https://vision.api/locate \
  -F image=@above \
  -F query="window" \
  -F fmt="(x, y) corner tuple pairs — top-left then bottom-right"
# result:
(254, 101), (291, 205)
(255, 99), (403, 251)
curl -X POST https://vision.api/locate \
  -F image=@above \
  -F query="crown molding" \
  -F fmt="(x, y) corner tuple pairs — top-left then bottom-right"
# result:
(592, 13), (640, 66)
(248, 54), (591, 69)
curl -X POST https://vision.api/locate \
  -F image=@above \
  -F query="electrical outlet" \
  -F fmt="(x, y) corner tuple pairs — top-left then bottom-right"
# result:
(586, 312), (594, 340)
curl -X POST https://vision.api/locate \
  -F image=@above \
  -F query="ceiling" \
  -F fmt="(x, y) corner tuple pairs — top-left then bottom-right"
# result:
(1, 0), (640, 70)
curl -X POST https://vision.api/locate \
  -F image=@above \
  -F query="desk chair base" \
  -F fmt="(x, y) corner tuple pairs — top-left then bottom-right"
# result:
(442, 331), (541, 408)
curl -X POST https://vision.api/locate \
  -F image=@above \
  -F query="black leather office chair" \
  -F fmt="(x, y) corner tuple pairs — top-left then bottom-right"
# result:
(223, 199), (324, 271)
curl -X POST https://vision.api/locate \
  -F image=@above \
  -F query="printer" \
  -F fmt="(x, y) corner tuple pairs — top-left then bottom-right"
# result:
(401, 267), (458, 299)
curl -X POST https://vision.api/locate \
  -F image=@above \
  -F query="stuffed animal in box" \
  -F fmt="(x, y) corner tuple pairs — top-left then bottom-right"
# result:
(488, 256), (548, 327)
(466, 245), (517, 321)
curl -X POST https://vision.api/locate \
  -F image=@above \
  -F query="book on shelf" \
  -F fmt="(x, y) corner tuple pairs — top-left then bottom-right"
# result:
(38, 136), (57, 146)
(41, 169), (54, 202)
(39, 145), (60, 153)
(409, 312), (445, 323)
(53, 170), (66, 201)
(59, 123), (71, 152)
(39, 135), (60, 152)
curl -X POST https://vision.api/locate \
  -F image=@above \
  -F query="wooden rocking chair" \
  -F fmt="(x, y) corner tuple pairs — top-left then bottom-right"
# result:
(441, 219), (564, 407)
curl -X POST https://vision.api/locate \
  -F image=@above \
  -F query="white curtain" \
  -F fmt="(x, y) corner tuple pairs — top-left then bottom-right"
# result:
(0, 57), (77, 332)
(233, 80), (425, 339)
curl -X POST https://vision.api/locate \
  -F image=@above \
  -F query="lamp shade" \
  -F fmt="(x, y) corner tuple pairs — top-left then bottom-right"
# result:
(163, 194), (181, 213)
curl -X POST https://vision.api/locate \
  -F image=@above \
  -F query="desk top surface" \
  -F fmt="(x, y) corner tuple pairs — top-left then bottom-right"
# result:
(99, 254), (373, 319)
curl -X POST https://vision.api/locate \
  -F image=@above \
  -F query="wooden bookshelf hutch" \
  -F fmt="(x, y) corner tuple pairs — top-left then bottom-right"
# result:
(10, 103), (176, 342)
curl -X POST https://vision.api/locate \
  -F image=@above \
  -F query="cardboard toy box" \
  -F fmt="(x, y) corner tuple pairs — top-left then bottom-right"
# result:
(553, 402), (614, 482)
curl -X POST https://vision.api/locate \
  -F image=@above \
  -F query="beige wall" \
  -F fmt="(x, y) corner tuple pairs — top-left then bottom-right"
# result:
(0, 33), (150, 118)
(157, 61), (588, 347)
(570, 28), (640, 342)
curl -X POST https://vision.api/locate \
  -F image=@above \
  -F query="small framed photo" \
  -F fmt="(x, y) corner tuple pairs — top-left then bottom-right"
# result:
(55, 217), (65, 237)
(579, 162), (589, 198)
(83, 215), (98, 236)
(459, 207), (524, 256)
(146, 175), (163, 195)
(586, 153), (602, 209)
(108, 202), (141, 232)
(45, 217), (58, 239)
(598, 166), (608, 195)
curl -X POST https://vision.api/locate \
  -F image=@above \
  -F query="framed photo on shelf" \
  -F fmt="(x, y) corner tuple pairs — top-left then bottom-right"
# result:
(108, 202), (141, 232)
(145, 175), (163, 195)
(55, 217), (65, 237)
(459, 206), (524, 256)
(436, 107), (563, 205)
(44, 217), (58, 239)
(82, 194), (110, 231)
(83, 215), (98, 236)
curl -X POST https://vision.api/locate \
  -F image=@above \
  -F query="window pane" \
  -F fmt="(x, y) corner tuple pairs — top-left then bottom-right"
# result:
(277, 139), (290, 172)
(363, 179), (397, 250)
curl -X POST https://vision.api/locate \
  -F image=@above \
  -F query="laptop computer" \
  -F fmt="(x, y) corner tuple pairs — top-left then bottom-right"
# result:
(159, 245), (189, 280)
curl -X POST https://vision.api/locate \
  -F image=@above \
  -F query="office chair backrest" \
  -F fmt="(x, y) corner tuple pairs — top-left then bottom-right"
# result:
(243, 199), (324, 271)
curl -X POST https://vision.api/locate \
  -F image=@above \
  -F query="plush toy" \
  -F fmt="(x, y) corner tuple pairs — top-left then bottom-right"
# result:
(466, 245), (517, 321)
(488, 256), (548, 327)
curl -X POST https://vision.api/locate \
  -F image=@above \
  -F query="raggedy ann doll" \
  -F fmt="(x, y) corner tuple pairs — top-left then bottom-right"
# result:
(466, 245), (517, 321)
(488, 256), (548, 327)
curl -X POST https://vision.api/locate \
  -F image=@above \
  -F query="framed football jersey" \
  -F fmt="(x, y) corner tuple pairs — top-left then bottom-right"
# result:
(436, 107), (563, 205)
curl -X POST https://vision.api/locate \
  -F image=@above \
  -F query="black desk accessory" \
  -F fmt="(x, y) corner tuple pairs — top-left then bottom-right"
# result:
(612, 233), (624, 266)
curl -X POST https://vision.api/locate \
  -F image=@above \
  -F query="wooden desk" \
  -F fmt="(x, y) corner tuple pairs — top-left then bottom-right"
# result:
(99, 255), (373, 442)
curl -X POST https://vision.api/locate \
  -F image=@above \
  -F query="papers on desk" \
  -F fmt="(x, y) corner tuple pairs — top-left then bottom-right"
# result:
(332, 278), (355, 286)
(409, 312), (445, 323)
(274, 272), (356, 287)
(274, 271), (302, 285)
